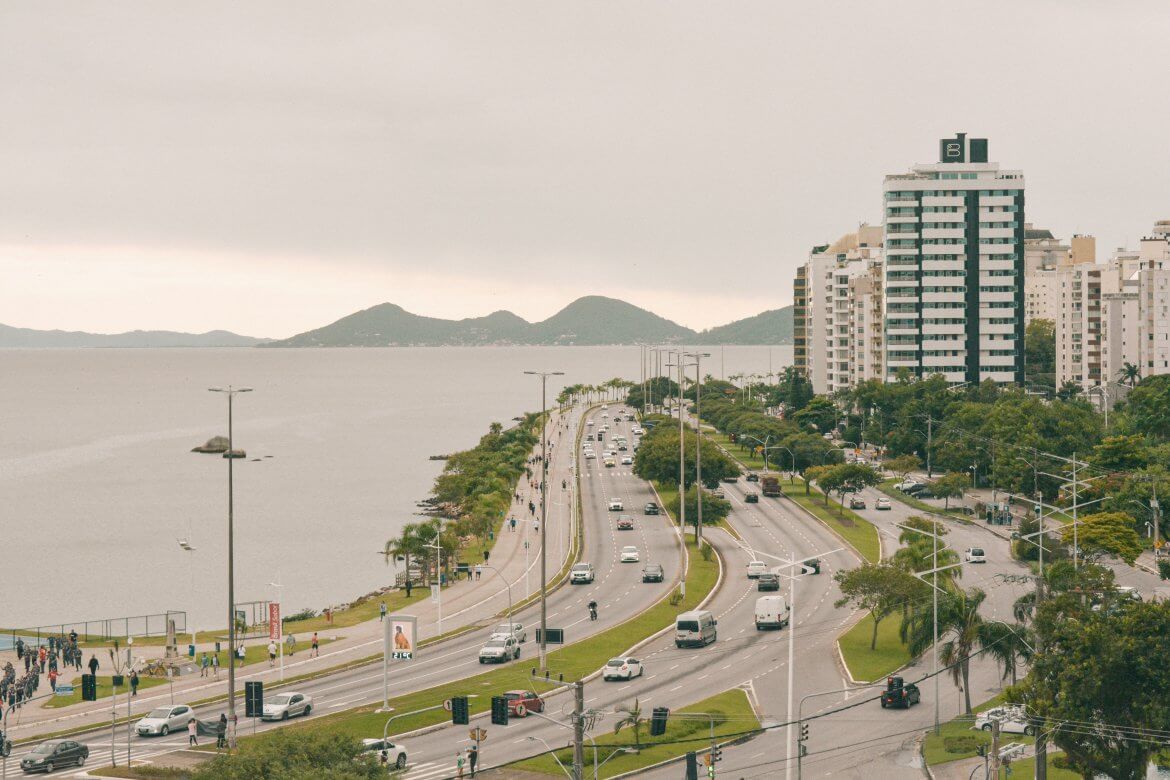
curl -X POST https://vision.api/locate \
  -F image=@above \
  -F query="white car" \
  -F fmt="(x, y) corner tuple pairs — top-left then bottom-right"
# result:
(479, 636), (520, 664)
(608, 499), (624, 511)
(875, 497), (892, 510)
(621, 456), (633, 465)
(262, 691), (313, 721)
(964, 547), (986, 563)
(491, 623), (527, 643)
(603, 657), (644, 681)
(975, 706), (1035, 736)
(632, 428), (645, 436)
(746, 560), (768, 579)
(620, 546), (640, 563)
(571, 562), (596, 584)
(587, 420), (594, 427)
(135, 704), (195, 736)
(895, 479), (920, 491)
(585, 451), (596, 459)
(360, 738), (408, 770)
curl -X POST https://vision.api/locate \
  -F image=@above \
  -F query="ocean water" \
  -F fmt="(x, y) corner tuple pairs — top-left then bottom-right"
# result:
(0, 345), (791, 631)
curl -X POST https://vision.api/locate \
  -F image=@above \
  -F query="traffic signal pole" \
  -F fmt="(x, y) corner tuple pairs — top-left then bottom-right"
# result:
(573, 681), (585, 780)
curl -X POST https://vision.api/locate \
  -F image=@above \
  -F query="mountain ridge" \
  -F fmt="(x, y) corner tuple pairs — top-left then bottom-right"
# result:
(0, 323), (270, 348)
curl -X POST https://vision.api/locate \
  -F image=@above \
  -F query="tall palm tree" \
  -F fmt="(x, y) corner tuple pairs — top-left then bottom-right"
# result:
(1119, 362), (1141, 387)
(902, 587), (988, 714)
(612, 698), (645, 748)
(977, 621), (1034, 686)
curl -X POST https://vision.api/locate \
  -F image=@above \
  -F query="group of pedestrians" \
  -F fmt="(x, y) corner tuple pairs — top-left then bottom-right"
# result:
(2, 632), (97, 716)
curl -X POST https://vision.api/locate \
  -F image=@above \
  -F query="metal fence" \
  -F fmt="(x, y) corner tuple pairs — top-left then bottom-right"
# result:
(3, 611), (187, 650)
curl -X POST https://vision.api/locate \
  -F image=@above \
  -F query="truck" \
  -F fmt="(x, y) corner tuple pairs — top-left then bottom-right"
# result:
(760, 476), (782, 497)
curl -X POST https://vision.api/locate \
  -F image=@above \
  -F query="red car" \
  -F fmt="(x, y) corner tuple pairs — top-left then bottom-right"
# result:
(503, 690), (545, 718)
(617, 515), (634, 531)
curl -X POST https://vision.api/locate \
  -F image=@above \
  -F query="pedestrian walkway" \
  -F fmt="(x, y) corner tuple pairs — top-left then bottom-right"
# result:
(3, 404), (585, 740)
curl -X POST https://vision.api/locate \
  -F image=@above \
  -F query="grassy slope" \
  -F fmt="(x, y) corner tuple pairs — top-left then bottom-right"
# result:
(785, 489), (881, 564)
(835, 613), (911, 683)
(236, 539), (717, 743)
(513, 688), (759, 777)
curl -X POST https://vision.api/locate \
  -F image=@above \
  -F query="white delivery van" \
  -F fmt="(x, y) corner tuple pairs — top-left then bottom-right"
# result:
(675, 610), (717, 648)
(755, 596), (790, 630)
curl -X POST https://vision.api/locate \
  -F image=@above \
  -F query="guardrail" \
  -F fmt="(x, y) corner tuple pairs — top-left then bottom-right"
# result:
(3, 611), (187, 650)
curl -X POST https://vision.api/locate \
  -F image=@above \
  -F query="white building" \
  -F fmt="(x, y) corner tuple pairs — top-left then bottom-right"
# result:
(882, 133), (1025, 384)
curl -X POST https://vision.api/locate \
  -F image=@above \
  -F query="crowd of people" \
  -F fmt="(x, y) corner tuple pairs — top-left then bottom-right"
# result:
(2, 631), (98, 722)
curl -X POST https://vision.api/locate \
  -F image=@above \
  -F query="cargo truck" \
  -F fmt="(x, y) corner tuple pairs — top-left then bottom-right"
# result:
(760, 476), (782, 497)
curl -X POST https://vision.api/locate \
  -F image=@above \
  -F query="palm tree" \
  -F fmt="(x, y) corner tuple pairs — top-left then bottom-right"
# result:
(1119, 361), (1141, 387)
(977, 621), (1034, 686)
(612, 698), (645, 748)
(384, 521), (427, 586)
(902, 587), (988, 714)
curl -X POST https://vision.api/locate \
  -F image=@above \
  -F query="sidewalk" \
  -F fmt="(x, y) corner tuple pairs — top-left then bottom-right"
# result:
(3, 404), (584, 740)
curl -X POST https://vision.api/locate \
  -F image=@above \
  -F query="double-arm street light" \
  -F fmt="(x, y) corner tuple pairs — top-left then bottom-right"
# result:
(208, 385), (251, 748)
(681, 353), (710, 545)
(524, 370), (564, 671)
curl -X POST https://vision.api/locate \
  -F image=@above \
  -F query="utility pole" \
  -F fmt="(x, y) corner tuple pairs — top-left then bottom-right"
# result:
(573, 681), (585, 780)
(990, 718), (1001, 778)
(525, 370), (564, 672)
(926, 416), (933, 478)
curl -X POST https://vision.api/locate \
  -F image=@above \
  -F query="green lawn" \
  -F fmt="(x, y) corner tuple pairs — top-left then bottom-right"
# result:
(836, 613), (911, 683)
(234, 538), (718, 744)
(513, 688), (759, 778)
(44, 674), (169, 708)
(786, 489), (881, 563)
(875, 480), (974, 523)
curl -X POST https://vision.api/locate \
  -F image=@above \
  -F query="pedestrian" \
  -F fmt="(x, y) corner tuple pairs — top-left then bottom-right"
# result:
(405, 579), (413, 598)
(130, 670), (139, 696)
(237, 644), (246, 662)
(267, 641), (277, 666)
(380, 601), (387, 622)
(38, 646), (46, 674)
(15, 639), (23, 661)
(216, 714), (227, 749)
(483, 550), (490, 563)
(87, 655), (98, 677)
(200, 653), (209, 677)
(474, 565), (481, 581)
(286, 633), (296, 657)
(469, 743), (478, 777)
(48, 669), (57, 692)
(187, 718), (198, 746)
(311, 632), (319, 658)
(211, 654), (219, 678)
(456, 752), (465, 779)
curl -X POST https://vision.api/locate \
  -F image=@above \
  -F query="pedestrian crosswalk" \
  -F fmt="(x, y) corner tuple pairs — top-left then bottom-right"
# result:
(405, 760), (459, 779)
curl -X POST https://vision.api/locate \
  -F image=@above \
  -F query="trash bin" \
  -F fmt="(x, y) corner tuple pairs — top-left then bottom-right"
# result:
(188, 644), (195, 658)
(215, 641), (222, 653)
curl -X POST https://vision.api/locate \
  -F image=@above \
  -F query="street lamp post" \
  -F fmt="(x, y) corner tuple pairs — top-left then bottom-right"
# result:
(524, 370), (564, 671)
(178, 530), (196, 660)
(682, 352), (710, 546)
(208, 385), (251, 748)
(480, 563), (514, 628)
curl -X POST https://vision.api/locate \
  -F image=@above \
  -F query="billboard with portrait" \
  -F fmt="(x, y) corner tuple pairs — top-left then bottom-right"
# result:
(386, 615), (417, 661)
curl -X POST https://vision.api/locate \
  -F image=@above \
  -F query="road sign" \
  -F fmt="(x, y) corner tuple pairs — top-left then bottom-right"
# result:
(535, 628), (564, 644)
(269, 602), (282, 641)
(444, 699), (453, 712)
(54, 685), (74, 697)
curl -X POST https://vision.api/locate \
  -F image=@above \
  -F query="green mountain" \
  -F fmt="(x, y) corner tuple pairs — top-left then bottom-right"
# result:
(263, 297), (793, 347)
(0, 323), (269, 348)
(692, 307), (793, 345)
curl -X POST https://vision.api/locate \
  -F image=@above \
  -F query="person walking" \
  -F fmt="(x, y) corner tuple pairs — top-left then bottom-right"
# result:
(468, 743), (478, 777)
(187, 718), (198, 746)
(473, 565), (481, 581)
(216, 714), (227, 750)
(211, 654), (219, 678)
(87, 654), (99, 677)
(200, 653), (209, 677)
(310, 632), (319, 657)
(47, 668), (57, 693)
(455, 752), (465, 779)
(267, 641), (277, 667)
(379, 602), (387, 622)
(286, 633), (296, 657)
(405, 579), (413, 598)
(129, 670), (139, 696)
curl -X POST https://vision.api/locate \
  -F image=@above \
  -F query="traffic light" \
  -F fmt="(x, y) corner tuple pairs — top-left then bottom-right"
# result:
(712, 746), (723, 763)
(245, 681), (263, 718)
(800, 723), (809, 742)
(649, 706), (669, 736)
(685, 751), (698, 780)
(490, 696), (509, 726)
(451, 696), (469, 725)
(81, 674), (97, 702)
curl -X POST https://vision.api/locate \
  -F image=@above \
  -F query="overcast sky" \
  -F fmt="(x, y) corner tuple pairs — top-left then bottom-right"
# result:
(3, 1), (1169, 338)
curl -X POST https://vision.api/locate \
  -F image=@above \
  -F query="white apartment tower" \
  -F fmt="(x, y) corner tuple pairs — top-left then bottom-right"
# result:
(882, 134), (1025, 384)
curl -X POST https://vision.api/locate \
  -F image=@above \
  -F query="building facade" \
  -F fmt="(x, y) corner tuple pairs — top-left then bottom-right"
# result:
(882, 133), (1025, 385)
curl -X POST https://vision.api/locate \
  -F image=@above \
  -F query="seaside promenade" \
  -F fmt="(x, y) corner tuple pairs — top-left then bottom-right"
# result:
(1, 404), (582, 741)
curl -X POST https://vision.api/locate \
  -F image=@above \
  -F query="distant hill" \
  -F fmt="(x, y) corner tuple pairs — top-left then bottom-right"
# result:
(692, 307), (793, 345)
(0, 323), (269, 348)
(264, 296), (792, 347)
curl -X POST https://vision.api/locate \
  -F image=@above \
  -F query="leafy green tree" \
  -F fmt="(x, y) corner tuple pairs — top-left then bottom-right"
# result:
(792, 396), (838, 434)
(1118, 360), (1141, 387)
(817, 463), (881, 513)
(901, 587), (989, 714)
(192, 730), (383, 780)
(883, 454), (921, 481)
(1061, 511), (1142, 565)
(667, 486), (731, 527)
(612, 698), (645, 748)
(978, 621), (1033, 686)
(833, 563), (923, 649)
(632, 427), (739, 488)
(1024, 318), (1056, 389)
(891, 517), (961, 581)
(1122, 374), (1170, 439)
(929, 472), (968, 510)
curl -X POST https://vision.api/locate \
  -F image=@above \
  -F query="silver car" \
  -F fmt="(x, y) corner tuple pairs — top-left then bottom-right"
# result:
(261, 691), (313, 721)
(136, 704), (195, 736)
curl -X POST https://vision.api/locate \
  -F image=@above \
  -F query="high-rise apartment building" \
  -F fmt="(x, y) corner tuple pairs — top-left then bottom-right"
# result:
(1022, 225), (1077, 325)
(882, 134), (1025, 384)
(793, 264), (808, 376)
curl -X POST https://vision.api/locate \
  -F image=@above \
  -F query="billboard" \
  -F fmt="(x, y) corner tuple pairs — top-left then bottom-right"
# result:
(386, 615), (417, 661)
(269, 602), (281, 641)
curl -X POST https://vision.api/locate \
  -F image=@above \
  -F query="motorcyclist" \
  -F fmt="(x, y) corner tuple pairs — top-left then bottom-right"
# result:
(588, 600), (598, 621)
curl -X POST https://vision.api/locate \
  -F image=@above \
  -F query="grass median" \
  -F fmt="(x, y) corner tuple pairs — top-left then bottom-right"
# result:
(237, 537), (717, 743)
(785, 488), (881, 564)
(875, 480), (973, 524)
(512, 687), (759, 778)
(43, 674), (169, 708)
(652, 481), (740, 541)
(836, 613), (911, 683)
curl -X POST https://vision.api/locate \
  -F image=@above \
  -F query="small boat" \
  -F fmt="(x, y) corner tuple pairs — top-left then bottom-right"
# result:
(222, 449), (247, 459)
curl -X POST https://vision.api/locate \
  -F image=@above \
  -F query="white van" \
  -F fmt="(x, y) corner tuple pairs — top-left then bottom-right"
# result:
(675, 610), (717, 648)
(755, 596), (790, 630)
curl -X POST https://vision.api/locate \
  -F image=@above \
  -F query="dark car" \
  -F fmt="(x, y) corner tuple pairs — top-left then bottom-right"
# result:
(21, 740), (89, 773)
(802, 558), (821, 575)
(745, 473), (760, 483)
(745, 492), (759, 503)
(756, 573), (780, 591)
(643, 503), (660, 516)
(642, 563), (665, 583)
(879, 676), (920, 709)
(903, 482), (925, 495)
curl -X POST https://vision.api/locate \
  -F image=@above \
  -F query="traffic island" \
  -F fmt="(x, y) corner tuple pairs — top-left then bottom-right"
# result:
(836, 612), (911, 684)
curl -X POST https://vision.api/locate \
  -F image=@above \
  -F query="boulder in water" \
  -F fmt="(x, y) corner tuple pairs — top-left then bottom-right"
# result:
(192, 436), (230, 453)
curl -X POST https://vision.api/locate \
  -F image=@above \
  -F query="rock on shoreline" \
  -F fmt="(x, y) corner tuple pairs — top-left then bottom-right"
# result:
(191, 435), (230, 453)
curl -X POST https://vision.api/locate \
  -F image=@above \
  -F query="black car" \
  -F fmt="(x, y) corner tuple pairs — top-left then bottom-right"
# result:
(643, 503), (660, 516)
(802, 558), (821, 575)
(21, 740), (89, 773)
(642, 563), (665, 583)
(745, 473), (760, 483)
(879, 676), (920, 709)
(756, 573), (780, 591)
(745, 492), (759, 503)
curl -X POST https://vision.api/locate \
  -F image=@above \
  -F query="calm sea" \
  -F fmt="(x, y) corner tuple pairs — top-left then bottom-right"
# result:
(0, 345), (791, 631)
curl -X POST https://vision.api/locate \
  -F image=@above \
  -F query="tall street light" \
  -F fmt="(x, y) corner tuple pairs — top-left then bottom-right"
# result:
(525, 370), (563, 671)
(682, 353), (710, 545)
(208, 385), (251, 748)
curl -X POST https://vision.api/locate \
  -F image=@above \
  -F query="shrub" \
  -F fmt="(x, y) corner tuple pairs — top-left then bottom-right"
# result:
(943, 735), (984, 754)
